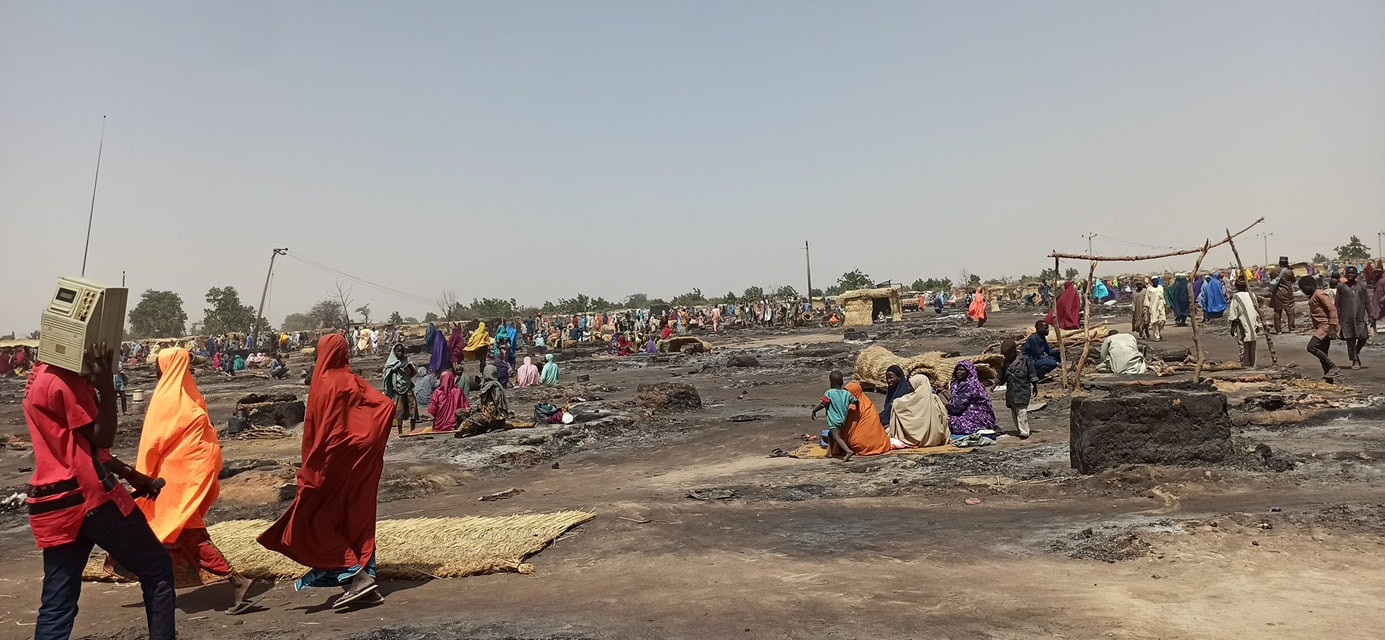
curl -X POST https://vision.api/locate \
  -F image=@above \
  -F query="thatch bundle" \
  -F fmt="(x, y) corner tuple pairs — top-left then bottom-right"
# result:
(659, 336), (713, 354)
(84, 512), (594, 582)
(1035, 323), (1112, 345)
(853, 345), (1006, 391)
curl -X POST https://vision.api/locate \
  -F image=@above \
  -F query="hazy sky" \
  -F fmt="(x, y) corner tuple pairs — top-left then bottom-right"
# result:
(3, 1), (1383, 334)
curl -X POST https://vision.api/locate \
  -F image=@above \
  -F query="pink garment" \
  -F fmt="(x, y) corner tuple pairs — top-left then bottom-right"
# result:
(428, 371), (468, 432)
(516, 357), (540, 387)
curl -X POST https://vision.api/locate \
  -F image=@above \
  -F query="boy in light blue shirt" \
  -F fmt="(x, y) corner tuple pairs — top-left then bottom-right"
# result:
(811, 370), (858, 460)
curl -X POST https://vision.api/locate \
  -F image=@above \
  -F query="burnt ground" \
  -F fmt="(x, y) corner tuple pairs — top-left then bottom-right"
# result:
(0, 304), (1383, 640)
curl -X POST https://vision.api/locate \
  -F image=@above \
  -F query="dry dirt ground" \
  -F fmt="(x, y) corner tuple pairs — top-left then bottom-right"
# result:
(0, 304), (1383, 640)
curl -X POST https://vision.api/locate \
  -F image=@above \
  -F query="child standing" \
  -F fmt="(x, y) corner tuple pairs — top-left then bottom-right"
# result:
(811, 370), (858, 460)
(1001, 340), (1038, 439)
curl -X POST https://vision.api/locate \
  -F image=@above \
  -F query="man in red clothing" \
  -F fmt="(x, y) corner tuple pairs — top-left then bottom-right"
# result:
(25, 343), (175, 640)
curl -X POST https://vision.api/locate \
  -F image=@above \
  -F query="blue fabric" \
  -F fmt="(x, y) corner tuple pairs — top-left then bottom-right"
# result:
(429, 329), (451, 372)
(1199, 276), (1228, 313)
(878, 365), (913, 425)
(295, 556), (376, 591)
(38, 503), (175, 640)
(1022, 333), (1059, 363)
(823, 388), (853, 428)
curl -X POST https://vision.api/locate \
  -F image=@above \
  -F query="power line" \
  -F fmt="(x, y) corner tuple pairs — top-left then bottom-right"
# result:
(281, 251), (437, 307)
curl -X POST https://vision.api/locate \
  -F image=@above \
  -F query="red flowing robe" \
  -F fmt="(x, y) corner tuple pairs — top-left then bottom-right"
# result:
(1045, 282), (1082, 330)
(258, 334), (392, 570)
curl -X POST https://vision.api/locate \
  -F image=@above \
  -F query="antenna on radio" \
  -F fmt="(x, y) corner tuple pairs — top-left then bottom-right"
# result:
(81, 115), (107, 277)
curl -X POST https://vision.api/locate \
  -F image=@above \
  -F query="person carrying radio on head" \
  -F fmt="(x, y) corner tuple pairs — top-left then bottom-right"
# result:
(24, 343), (176, 640)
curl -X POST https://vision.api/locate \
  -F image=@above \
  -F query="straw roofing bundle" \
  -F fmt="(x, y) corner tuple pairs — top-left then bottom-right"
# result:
(85, 512), (594, 581)
(853, 345), (1005, 391)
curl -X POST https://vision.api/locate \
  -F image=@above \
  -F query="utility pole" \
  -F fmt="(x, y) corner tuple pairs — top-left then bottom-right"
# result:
(1082, 233), (1097, 258)
(1252, 232), (1273, 265)
(121, 271), (125, 287)
(1378, 231), (1383, 259)
(254, 248), (289, 348)
(804, 241), (813, 303)
(81, 115), (107, 277)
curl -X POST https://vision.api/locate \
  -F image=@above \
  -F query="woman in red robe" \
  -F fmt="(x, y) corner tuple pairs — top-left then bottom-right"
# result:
(1045, 281), (1082, 330)
(258, 334), (392, 608)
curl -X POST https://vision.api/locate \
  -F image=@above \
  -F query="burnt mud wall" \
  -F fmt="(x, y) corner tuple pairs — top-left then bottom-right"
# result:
(1070, 389), (1233, 474)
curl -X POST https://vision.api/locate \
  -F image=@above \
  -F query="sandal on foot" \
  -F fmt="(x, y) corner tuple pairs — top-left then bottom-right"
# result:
(333, 583), (379, 608)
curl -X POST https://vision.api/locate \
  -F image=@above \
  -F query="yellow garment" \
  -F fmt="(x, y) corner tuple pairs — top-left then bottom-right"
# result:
(136, 348), (223, 543)
(465, 322), (492, 350)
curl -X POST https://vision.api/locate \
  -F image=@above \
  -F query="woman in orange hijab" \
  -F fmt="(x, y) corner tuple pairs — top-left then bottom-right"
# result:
(967, 287), (987, 327)
(133, 347), (253, 613)
(258, 334), (392, 609)
(841, 382), (893, 457)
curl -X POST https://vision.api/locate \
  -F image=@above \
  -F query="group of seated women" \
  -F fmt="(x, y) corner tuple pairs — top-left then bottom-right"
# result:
(831, 361), (999, 458)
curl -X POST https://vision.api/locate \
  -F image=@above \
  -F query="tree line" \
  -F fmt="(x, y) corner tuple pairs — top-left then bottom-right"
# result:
(115, 236), (1375, 339)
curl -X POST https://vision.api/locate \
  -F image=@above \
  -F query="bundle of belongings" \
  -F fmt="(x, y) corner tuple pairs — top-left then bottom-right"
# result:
(853, 345), (1005, 391)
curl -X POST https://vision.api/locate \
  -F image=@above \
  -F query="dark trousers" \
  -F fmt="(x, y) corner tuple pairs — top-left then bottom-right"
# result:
(1033, 356), (1060, 377)
(1307, 336), (1336, 376)
(115, 391), (128, 414)
(1346, 337), (1367, 363)
(37, 502), (176, 640)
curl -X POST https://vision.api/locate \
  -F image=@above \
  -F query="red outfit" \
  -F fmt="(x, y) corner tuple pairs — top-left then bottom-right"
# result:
(23, 364), (135, 548)
(1045, 281), (1082, 330)
(258, 334), (392, 571)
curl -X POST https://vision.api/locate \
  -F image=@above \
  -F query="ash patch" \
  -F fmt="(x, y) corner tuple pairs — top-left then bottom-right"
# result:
(1052, 527), (1157, 563)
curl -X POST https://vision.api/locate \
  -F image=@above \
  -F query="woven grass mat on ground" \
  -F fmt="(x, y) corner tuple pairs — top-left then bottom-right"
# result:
(83, 512), (594, 582)
(790, 442), (973, 459)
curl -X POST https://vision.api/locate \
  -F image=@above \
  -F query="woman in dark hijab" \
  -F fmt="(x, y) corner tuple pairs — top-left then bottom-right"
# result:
(878, 364), (913, 425)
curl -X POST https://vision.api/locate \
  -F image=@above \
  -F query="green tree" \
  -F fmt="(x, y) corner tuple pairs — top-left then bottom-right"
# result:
(836, 269), (873, 291)
(968, 273), (982, 287)
(354, 304), (372, 324)
(1334, 236), (1372, 260)
(671, 289), (706, 306)
(743, 286), (765, 301)
(1064, 267), (1080, 280)
(775, 285), (799, 299)
(471, 297), (518, 318)
(623, 293), (650, 308)
(402, 316), (418, 324)
(722, 291), (738, 304)
(281, 312), (316, 332)
(423, 311), (440, 323)
(1038, 268), (1059, 282)
(127, 290), (187, 338)
(387, 311), (403, 324)
(27, 329), (41, 339)
(202, 286), (257, 334)
(809, 288), (823, 297)
(1311, 252), (1329, 263)
(306, 299), (346, 329)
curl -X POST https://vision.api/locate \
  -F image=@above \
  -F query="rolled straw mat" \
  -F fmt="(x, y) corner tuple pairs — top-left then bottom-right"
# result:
(83, 512), (594, 582)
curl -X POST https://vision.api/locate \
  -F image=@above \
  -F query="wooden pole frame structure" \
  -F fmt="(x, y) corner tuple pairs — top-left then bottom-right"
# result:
(1224, 228), (1278, 366)
(1190, 242), (1210, 383)
(1048, 217), (1266, 391)
(1051, 254), (1069, 388)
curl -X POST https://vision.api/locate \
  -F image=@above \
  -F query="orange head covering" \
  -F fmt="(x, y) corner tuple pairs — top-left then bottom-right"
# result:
(967, 287), (987, 321)
(842, 382), (893, 456)
(136, 347), (222, 543)
(258, 333), (393, 570)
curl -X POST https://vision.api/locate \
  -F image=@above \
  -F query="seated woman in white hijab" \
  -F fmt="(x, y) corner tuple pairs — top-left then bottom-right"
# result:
(886, 374), (950, 448)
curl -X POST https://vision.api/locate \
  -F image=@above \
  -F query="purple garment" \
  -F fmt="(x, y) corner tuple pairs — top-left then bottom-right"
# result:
(429, 330), (452, 372)
(1192, 277), (1204, 300)
(946, 361), (996, 435)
